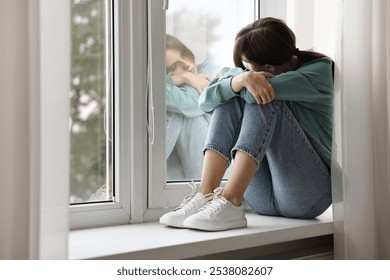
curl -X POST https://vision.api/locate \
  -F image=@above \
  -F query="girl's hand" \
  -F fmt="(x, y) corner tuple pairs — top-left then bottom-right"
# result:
(231, 71), (276, 104)
(172, 72), (211, 94)
(187, 73), (211, 93)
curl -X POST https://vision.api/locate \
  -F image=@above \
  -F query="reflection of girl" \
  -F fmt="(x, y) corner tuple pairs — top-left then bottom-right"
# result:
(165, 34), (220, 180)
(161, 18), (334, 231)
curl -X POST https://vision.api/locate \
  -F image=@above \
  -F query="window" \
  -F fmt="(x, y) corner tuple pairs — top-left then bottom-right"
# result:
(69, 0), (133, 229)
(69, 0), (273, 228)
(69, 0), (112, 203)
(147, 0), (258, 212)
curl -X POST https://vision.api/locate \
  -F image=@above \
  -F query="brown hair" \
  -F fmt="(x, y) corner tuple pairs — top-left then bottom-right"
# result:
(166, 34), (195, 62)
(233, 17), (327, 70)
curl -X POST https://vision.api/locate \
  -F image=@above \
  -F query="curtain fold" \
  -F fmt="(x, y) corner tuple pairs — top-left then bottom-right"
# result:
(292, 0), (390, 259)
(336, 0), (390, 259)
(371, 0), (390, 260)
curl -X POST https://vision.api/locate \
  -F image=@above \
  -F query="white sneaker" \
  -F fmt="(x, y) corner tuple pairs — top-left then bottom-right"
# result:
(183, 187), (247, 231)
(159, 182), (212, 228)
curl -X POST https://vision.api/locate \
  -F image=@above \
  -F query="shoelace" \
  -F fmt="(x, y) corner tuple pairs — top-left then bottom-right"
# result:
(175, 182), (213, 212)
(198, 187), (228, 216)
(176, 181), (197, 209)
(203, 196), (228, 216)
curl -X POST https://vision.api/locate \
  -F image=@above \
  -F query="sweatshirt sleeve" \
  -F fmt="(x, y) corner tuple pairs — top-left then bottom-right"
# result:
(270, 58), (333, 104)
(198, 58), (333, 113)
(198, 67), (256, 113)
(166, 74), (205, 118)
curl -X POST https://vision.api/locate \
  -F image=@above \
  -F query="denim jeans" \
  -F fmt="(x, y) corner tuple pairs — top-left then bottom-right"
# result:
(204, 97), (332, 219)
(166, 112), (209, 180)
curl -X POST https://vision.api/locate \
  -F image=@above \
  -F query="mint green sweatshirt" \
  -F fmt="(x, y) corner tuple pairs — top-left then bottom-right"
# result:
(198, 58), (334, 168)
(166, 59), (220, 119)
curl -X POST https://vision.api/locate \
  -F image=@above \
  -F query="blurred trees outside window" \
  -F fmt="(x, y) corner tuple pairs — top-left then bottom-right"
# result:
(69, 0), (109, 203)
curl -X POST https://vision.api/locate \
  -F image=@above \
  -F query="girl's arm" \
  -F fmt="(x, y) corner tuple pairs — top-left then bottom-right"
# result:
(199, 67), (268, 113)
(166, 75), (206, 118)
(171, 71), (211, 94)
(231, 71), (275, 104)
(199, 59), (333, 113)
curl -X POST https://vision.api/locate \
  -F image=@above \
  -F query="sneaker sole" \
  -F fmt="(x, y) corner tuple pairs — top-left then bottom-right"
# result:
(183, 218), (247, 231)
(159, 216), (185, 228)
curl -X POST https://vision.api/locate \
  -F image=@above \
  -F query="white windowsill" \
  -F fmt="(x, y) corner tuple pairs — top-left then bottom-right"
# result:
(68, 208), (333, 260)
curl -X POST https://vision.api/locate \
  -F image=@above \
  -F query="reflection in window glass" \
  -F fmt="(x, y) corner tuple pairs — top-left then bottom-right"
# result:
(69, 0), (112, 203)
(165, 0), (255, 181)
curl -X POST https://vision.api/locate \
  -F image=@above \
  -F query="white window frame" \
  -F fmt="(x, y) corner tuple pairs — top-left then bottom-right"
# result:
(70, 0), (149, 229)
(259, 0), (287, 20)
(70, 0), (288, 229)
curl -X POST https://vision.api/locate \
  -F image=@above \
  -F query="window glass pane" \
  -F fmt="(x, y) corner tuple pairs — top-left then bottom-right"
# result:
(69, 0), (112, 203)
(165, 0), (255, 181)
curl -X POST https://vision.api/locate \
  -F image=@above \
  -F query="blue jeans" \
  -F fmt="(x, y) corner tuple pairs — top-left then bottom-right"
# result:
(204, 97), (332, 219)
(166, 112), (210, 180)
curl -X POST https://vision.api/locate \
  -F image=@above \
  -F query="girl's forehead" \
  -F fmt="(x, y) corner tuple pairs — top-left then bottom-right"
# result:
(166, 48), (180, 56)
(166, 49), (182, 64)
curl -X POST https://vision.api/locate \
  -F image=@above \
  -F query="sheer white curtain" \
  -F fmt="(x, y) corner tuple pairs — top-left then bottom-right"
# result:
(288, 0), (390, 259)
(290, 0), (390, 259)
(336, 0), (390, 259)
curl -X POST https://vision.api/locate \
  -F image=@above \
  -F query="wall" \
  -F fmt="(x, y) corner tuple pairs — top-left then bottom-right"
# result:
(0, 0), (70, 260)
(0, 0), (32, 259)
